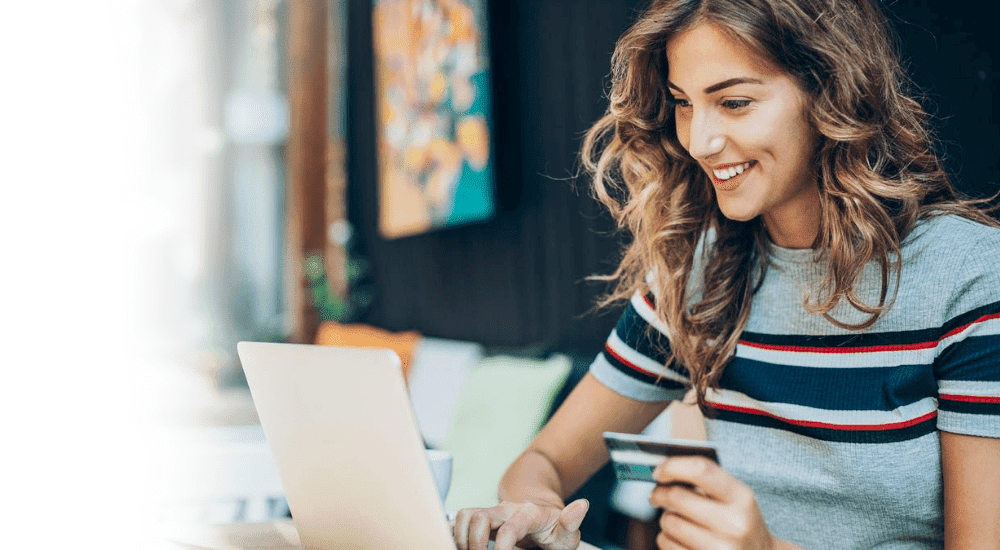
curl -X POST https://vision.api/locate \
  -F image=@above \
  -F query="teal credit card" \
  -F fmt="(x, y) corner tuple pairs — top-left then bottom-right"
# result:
(603, 431), (719, 483)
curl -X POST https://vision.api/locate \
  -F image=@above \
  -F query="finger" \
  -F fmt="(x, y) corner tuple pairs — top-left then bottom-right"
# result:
(453, 508), (476, 550)
(537, 499), (588, 550)
(493, 499), (588, 550)
(492, 506), (539, 550)
(493, 524), (526, 550)
(659, 511), (722, 550)
(653, 456), (738, 502)
(648, 483), (729, 531)
(468, 509), (497, 550)
(655, 528), (692, 550)
(558, 499), (589, 532)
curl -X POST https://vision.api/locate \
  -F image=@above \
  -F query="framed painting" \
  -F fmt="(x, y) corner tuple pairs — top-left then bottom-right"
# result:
(372, 0), (496, 239)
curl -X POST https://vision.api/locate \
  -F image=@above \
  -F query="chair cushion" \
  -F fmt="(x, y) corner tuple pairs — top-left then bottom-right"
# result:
(441, 354), (572, 511)
(314, 322), (421, 379)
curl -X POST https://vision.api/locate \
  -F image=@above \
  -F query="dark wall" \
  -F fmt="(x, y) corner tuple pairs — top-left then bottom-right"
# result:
(345, 0), (999, 352)
(887, 1), (999, 200)
(347, 0), (648, 352)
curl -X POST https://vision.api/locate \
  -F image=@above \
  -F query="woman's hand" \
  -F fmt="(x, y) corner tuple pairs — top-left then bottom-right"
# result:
(649, 456), (790, 550)
(452, 498), (589, 550)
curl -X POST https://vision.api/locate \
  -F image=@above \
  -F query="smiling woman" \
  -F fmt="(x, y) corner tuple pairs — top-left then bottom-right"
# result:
(580, 0), (1000, 410)
(572, 0), (1000, 548)
(665, 23), (821, 246)
(450, 0), (1000, 549)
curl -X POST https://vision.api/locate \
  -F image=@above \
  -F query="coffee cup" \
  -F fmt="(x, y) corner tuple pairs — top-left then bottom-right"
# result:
(425, 449), (452, 503)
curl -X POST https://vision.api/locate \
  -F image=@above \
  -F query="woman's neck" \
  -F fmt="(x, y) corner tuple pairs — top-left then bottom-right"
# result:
(763, 188), (821, 249)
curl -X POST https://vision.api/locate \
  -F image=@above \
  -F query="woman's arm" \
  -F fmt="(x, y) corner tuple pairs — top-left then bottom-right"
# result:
(941, 431), (1000, 549)
(453, 372), (670, 550)
(500, 372), (671, 503)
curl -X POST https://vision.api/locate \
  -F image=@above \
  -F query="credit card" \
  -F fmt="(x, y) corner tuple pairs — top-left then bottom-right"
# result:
(603, 431), (719, 483)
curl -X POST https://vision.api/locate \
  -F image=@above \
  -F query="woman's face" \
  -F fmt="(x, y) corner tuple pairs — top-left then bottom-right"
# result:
(666, 22), (821, 248)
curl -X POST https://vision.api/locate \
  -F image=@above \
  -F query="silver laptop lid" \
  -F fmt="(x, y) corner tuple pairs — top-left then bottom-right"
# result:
(237, 342), (456, 550)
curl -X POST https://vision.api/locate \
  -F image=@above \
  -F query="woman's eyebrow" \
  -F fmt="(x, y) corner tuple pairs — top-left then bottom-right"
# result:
(667, 77), (765, 95)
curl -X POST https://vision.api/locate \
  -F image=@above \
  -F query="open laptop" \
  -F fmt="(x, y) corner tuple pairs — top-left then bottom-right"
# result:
(235, 341), (457, 550)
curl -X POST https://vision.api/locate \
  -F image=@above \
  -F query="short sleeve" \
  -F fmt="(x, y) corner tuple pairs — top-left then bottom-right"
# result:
(589, 291), (689, 402)
(934, 230), (1000, 438)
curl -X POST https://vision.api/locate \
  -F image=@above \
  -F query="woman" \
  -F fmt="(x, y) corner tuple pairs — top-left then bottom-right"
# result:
(453, 0), (1000, 548)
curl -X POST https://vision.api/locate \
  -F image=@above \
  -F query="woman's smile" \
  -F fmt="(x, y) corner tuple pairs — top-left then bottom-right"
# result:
(710, 160), (757, 191)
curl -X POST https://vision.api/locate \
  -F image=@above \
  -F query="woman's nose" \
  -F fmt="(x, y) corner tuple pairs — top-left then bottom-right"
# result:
(686, 112), (726, 160)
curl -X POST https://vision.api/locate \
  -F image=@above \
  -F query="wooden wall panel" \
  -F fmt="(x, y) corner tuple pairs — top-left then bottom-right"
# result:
(286, 0), (328, 344)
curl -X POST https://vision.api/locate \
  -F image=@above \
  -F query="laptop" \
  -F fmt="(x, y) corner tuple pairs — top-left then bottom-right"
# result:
(235, 341), (457, 550)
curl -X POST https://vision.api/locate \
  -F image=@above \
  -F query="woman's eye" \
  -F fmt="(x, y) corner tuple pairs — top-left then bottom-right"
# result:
(672, 98), (691, 109)
(722, 99), (752, 110)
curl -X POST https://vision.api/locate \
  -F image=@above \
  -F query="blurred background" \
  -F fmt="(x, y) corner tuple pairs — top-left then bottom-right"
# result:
(136, 0), (1000, 401)
(6, 0), (995, 548)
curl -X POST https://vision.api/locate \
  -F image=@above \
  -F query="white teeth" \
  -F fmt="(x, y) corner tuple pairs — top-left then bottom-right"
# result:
(713, 161), (753, 181)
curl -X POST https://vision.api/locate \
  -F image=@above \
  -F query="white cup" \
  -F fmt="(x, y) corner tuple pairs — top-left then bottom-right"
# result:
(425, 449), (453, 503)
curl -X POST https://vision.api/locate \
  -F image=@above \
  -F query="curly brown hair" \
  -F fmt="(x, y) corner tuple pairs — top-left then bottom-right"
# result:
(580, 0), (999, 411)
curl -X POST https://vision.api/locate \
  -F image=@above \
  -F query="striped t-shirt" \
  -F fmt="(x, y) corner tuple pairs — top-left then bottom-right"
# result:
(590, 215), (1000, 549)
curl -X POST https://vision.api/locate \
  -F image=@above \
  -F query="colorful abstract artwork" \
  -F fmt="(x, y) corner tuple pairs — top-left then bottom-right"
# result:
(372, 0), (495, 239)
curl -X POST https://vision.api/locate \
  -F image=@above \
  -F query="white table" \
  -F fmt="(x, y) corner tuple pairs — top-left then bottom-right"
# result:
(164, 520), (604, 549)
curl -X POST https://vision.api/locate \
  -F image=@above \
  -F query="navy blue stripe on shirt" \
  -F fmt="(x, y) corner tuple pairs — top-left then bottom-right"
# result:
(940, 300), (1000, 338)
(938, 397), (1000, 416)
(719, 358), (936, 411)
(711, 406), (938, 444)
(614, 301), (671, 366)
(739, 299), (1000, 352)
(601, 349), (659, 386)
(600, 350), (686, 390)
(934, 335), (1000, 381)
(740, 328), (936, 351)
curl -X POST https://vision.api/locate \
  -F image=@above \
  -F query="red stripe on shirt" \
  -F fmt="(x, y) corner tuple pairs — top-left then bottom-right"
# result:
(709, 402), (938, 431)
(940, 311), (1000, 340)
(939, 394), (1000, 404)
(739, 340), (936, 354)
(740, 312), (1000, 354)
(605, 343), (660, 378)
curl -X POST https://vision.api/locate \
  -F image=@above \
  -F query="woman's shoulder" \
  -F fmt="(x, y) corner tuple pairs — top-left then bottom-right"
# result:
(902, 214), (1000, 316)
(904, 214), (1000, 257)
